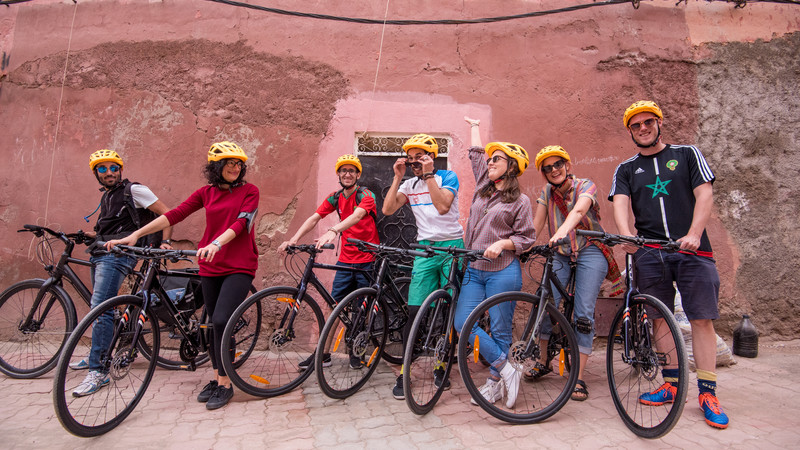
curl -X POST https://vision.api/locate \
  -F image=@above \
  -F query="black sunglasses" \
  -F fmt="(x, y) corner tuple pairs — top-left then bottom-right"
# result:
(541, 159), (566, 174)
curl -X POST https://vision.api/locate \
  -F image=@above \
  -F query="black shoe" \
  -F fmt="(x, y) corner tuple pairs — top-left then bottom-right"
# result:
(298, 353), (331, 372)
(434, 368), (451, 391)
(206, 384), (234, 410)
(392, 375), (405, 400)
(197, 380), (218, 403)
(349, 354), (364, 370)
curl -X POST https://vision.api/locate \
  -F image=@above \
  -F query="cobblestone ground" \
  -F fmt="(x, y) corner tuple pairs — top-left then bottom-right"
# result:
(1, 340), (798, 449)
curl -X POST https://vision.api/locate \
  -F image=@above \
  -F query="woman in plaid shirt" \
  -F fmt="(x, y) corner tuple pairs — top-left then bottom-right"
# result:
(454, 117), (535, 409)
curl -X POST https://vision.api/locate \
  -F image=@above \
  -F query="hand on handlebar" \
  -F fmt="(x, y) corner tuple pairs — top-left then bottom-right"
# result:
(676, 234), (701, 252)
(278, 239), (296, 253)
(483, 241), (505, 259)
(197, 243), (220, 262)
(105, 234), (137, 251)
(315, 230), (338, 249)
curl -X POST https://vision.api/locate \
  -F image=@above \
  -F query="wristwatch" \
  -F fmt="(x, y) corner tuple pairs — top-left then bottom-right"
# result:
(211, 239), (222, 249)
(162, 239), (172, 245)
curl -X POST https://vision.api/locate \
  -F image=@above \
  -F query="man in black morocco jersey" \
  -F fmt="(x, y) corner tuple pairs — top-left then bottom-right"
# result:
(609, 100), (729, 429)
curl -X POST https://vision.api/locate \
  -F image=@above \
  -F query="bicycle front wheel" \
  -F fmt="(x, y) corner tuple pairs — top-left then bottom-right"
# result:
(457, 291), (579, 424)
(53, 295), (158, 437)
(607, 294), (689, 438)
(316, 287), (388, 399)
(403, 289), (454, 415)
(0, 279), (76, 378)
(221, 287), (320, 397)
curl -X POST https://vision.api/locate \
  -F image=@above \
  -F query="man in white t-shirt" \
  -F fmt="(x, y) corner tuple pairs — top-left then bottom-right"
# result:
(69, 149), (173, 397)
(382, 133), (464, 400)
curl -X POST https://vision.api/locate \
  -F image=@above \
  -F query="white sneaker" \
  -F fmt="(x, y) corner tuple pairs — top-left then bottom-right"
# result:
(68, 359), (89, 370)
(500, 362), (522, 408)
(72, 370), (109, 397)
(471, 379), (504, 405)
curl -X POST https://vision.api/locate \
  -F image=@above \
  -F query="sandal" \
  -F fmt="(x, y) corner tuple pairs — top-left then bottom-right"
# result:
(523, 362), (552, 381)
(571, 380), (588, 401)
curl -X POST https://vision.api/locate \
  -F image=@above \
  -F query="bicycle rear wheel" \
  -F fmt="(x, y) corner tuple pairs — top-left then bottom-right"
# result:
(0, 279), (76, 378)
(403, 290), (454, 415)
(607, 294), (688, 438)
(53, 295), (158, 437)
(221, 287), (320, 397)
(457, 292), (579, 424)
(315, 287), (388, 399)
(380, 276), (410, 365)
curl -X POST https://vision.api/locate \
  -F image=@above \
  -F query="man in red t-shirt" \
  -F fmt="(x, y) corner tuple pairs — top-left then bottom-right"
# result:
(279, 154), (379, 369)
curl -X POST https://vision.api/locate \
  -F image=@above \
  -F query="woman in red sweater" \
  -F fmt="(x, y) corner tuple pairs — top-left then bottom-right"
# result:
(107, 141), (259, 410)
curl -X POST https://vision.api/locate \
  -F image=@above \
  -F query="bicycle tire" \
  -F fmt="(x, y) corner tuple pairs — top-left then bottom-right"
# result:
(315, 287), (388, 399)
(606, 293), (688, 438)
(220, 286), (321, 397)
(457, 291), (579, 424)
(0, 279), (77, 378)
(403, 289), (454, 415)
(53, 295), (158, 437)
(380, 276), (410, 365)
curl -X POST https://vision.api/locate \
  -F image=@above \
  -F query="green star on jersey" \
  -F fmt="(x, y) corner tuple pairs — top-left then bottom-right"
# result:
(646, 176), (671, 198)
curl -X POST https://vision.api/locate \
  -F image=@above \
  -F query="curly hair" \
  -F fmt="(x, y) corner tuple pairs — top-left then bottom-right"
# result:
(478, 158), (521, 203)
(203, 159), (247, 187)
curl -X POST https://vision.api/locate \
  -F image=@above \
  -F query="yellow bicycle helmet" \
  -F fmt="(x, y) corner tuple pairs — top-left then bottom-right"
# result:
(334, 154), (362, 173)
(89, 149), (124, 171)
(208, 141), (248, 163)
(485, 142), (530, 175)
(623, 100), (663, 128)
(402, 134), (439, 158)
(534, 146), (571, 170)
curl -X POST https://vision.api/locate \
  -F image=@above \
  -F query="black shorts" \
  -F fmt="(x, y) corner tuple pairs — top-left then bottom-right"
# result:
(634, 248), (720, 320)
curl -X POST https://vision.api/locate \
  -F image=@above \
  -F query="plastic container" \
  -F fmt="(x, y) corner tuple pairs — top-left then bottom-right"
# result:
(732, 314), (758, 358)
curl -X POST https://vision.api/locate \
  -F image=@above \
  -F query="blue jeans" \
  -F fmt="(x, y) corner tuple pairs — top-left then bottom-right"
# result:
(88, 253), (137, 371)
(543, 245), (607, 355)
(330, 261), (373, 304)
(455, 259), (522, 378)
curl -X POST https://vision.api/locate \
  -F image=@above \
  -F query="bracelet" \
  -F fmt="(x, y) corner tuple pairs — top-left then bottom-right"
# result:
(422, 173), (435, 180)
(328, 227), (340, 235)
(211, 239), (222, 249)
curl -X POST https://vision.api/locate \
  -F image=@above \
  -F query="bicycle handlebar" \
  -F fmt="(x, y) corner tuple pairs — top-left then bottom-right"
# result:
(408, 243), (489, 262)
(575, 229), (683, 252)
(19, 224), (90, 245)
(99, 241), (199, 259)
(346, 238), (432, 259)
(285, 243), (335, 256)
(519, 237), (571, 261)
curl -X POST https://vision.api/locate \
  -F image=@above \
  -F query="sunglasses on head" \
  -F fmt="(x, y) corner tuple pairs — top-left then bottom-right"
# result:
(96, 165), (120, 174)
(486, 155), (507, 165)
(628, 117), (657, 131)
(541, 159), (566, 174)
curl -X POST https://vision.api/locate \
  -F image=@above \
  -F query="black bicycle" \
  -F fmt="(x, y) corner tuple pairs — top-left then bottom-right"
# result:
(576, 229), (689, 439)
(0, 225), (93, 378)
(456, 241), (580, 425)
(402, 244), (486, 415)
(52, 244), (259, 437)
(315, 239), (424, 399)
(219, 243), (410, 399)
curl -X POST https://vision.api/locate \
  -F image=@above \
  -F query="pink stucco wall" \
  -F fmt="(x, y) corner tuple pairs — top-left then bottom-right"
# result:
(1, 0), (799, 335)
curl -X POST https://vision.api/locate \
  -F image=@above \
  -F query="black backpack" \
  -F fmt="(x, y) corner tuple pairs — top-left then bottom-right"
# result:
(124, 182), (163, 248)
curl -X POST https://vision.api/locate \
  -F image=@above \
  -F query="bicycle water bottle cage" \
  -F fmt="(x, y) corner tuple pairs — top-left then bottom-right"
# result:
(575, 317), (592, 335)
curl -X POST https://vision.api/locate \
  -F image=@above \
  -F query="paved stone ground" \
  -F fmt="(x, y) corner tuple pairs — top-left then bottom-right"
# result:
(2, 339), (798, 449)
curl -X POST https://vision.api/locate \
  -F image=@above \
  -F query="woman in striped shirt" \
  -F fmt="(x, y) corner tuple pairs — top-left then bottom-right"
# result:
(454, 117), (535, 409)
(527, 145), (621, 402)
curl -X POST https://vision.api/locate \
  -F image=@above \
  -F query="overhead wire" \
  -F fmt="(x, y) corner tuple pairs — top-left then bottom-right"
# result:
(203, 0), (800, 25)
